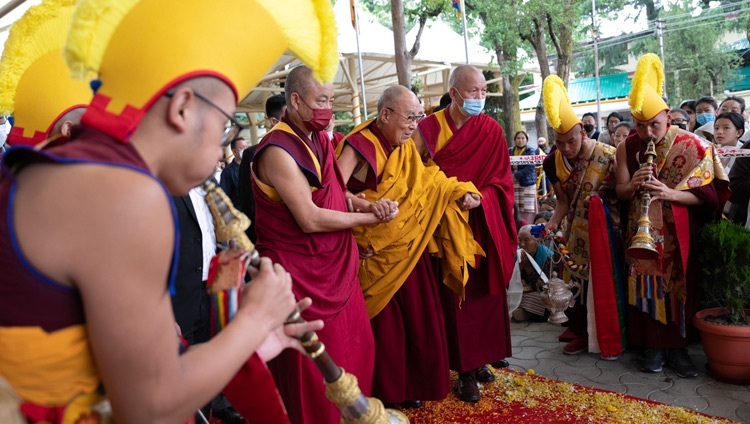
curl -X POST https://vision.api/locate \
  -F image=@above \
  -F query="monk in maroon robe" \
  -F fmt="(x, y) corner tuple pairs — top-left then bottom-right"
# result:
(413, 65), (517, 403)
(616, 54), (729, 379)
(252, 65), (397, 424)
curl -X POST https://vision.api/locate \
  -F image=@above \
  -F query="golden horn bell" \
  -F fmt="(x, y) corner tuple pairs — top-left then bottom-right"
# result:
(202, 178), (258, 263)
(626, 139), (659, 260)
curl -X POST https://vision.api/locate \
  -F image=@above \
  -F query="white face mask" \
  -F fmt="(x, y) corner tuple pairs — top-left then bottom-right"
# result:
(238, 149), (244, 160)
(327, 131), (334, 140)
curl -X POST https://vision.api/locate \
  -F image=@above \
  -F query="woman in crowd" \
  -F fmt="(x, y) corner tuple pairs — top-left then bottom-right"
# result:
(597, 112), (623, 146)
(679, 99), (698, 132)
(510, 130), (539, 223)
(714, 111), (745, 170)
(612, 121), (633, 147)
(514, 226), (553, 322)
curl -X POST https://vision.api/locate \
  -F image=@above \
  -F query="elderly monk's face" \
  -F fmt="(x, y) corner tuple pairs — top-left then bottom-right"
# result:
(294, 81), (334, 122)
(633, 110), (670, 144)
(382, 93), (423, 146)
(554, 123), (585, 160)
(452, 70), (487, 103)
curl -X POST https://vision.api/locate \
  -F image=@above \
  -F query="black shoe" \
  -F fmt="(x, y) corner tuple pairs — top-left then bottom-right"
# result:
(668, 348), (698, 378)
(212, 406), (246, 424)
(475, 365), (496, 383)
(491, 359), (510, 369)
(400, 400), (423, 409)
(457, 372), (480, 403)
(641, 348), (666, 373)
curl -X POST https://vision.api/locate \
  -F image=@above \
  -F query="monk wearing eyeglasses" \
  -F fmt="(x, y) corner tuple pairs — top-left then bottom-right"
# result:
(336, 85), (482, 408)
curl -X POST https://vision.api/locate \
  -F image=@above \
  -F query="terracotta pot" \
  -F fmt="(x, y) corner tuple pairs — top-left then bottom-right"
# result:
(693, 308), (750, 385)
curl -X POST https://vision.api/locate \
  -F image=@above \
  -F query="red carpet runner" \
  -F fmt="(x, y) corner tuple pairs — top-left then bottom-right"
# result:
(396, 369), (736, 423)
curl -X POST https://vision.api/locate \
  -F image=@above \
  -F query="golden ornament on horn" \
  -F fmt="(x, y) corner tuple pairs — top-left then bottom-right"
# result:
(627, 139), (659, 260)
(202, 179), (408, 424)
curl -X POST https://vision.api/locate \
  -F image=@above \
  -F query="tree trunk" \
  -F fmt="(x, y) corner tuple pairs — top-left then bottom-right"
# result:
(526, 17), (551, 142)
(496, 46), (521, 142)
(391, 0), (412, 88)
(639, 0), (658, 22)
(555, 3), (575, 84)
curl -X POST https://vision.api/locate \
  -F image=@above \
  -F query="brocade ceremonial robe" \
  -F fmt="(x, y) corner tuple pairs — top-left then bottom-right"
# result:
(252, 116), (374, 424)
(623, 125), (729, 347)
(417, 110), (517, 371)
(338, 120), (481, 402)
(543, 142), (625, 357)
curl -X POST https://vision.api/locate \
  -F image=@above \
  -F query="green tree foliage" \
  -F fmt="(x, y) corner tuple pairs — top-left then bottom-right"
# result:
(360, 0), (448, 31)
(697, 220), (750, 325)
(360, 0), (449, 87)
(626, 0), (743, 102)
(464, 0), (527, 134)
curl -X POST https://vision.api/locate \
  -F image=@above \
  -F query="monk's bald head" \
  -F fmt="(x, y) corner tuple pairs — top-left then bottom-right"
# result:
(283, 65), (334, 131)
(377, 85), (416, 114)
(285, 65), (315, 105)
(449, 65), (484, 90)
(376, 85), (422, 146)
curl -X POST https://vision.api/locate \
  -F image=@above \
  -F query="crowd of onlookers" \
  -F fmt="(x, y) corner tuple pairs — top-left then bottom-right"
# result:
(506, 93), (750, 326)
(507, 94), (750, 233)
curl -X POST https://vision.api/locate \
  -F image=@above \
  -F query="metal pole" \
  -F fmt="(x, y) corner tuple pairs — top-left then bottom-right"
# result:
(353, 0), (368, 119)
(460, 0), (469, 64)
(0, 0), (26, 20)
(592, 0), (602, 128)
(656, 18), (667, 100)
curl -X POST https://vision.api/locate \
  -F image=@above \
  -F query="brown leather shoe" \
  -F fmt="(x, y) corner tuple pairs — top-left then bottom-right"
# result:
(475, 365), (496, 383)
(457, 372), (480, 403)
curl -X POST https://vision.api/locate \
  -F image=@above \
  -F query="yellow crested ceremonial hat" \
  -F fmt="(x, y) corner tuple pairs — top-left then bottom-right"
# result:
(64, 0), (339, 142)
(0, 0), (91, 146)
(543, 75), (580, 135)
(629, 53), (668, 121)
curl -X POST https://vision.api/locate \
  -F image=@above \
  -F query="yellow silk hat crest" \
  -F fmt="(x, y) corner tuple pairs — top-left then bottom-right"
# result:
(629, 53), (668, 121)
(64, 0), (339, 142)
(543, 75), (580, 135)
(0, 0), (91, 146)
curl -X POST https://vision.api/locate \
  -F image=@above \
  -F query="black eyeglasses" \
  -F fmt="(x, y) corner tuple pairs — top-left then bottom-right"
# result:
(385, 107), (426, 124)
(165, 89), (245, 147)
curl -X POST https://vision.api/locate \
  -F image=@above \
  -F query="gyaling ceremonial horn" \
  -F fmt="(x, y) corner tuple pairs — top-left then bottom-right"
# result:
(626, 139), (659, 260)
(202, 179), (408, 424)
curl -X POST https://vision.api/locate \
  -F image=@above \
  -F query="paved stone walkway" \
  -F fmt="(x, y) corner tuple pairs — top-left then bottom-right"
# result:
(507, 321), (750, 422)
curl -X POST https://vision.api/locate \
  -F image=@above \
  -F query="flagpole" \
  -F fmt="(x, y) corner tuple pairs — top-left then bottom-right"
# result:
(460, 0), (469, 64)
(352, 0), (368, 119)
(592, 0), (601, 127)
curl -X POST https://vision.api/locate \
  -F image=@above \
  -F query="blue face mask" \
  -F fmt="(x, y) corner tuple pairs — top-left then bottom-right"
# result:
(456, 91), (485, 116)
(696, 113), (715, 127)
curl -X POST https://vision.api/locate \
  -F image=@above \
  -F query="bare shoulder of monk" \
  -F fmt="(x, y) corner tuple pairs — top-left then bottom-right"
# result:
(12, 163), (173, 290)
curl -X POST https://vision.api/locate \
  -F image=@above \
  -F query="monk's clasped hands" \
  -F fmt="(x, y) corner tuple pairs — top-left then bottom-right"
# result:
(458, 193), (481, 210)
(370, 198), (399, 222)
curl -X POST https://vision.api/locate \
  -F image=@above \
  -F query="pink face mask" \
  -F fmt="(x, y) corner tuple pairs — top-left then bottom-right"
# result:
(297, 95), (333, 133)
(303, 107), (333, 133)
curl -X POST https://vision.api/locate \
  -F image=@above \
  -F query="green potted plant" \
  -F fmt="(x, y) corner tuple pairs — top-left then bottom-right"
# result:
(694, 219), (750, 384)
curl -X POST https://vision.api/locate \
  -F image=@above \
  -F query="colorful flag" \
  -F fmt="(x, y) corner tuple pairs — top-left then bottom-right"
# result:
(451, 0), (462, 19)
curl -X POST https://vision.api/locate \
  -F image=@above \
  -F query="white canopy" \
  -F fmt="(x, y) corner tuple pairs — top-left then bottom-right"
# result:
(0, 0), (502, 132)
(237, 0), (501, 125)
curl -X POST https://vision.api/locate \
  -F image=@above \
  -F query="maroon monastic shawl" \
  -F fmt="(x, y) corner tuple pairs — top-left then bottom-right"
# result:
(251, 116), (374, 423)
(419, 111), (517, 293)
